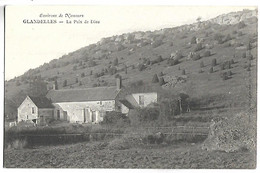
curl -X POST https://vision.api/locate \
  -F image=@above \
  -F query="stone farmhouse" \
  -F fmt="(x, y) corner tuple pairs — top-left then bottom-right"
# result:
(17, 96), (54, 125)
(17, 78), (158, 125)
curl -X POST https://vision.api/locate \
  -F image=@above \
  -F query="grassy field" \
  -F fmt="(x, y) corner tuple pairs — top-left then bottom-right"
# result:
(4, 139), (256, 168)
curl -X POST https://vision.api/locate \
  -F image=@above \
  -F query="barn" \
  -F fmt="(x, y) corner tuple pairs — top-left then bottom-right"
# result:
(46, 78), (123, 123)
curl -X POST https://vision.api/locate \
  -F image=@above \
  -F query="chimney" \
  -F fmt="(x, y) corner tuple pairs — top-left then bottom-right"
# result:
(116, 76), (122, 90)
(53, 84), (56, 90)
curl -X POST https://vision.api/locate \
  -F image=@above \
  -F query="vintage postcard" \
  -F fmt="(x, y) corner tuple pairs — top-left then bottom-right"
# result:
(3, 5), (258, 169)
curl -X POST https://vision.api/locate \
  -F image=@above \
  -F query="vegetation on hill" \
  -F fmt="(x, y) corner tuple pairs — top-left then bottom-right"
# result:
(4, 9), (257, 122)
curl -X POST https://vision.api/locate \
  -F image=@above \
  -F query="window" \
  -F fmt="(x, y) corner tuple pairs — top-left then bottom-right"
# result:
(32, 107), (35, 114)
(139, 95), (144, 106)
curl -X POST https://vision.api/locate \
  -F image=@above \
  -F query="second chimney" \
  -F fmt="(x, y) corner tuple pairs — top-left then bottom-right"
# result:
(116, 76), (122, 90)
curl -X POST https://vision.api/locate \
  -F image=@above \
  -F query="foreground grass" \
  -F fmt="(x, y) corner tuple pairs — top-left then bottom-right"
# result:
(4, 140), (255, 169)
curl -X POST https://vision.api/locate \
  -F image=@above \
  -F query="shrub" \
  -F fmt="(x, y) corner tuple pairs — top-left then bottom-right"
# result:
(138, 64), (145, 71)
(214, 33), (224, 44)
(227, 70), (232, 76)
(194, 43), (203, 52)
(221, 72), (228, 80)
(88, 59), (97, 67)
(158, 72), (164, 77)
(75, 78), (78, 83)
(191, 36), (197, 44)
(73, 65), (77, 71)
(198, 69), (203, 73)
(81, 72), (85, 77)
(230, 59), (235, 64)
(168, 59), (179, 66)
(192, 53), (201, 61)
(238, 21), (246, 29)
(238, 31), (243, 36)
(182, 69), (186, 75)
(159, 77), (166, 86)
(209, 67), (213, 73)
(152, 74), (159, 83)
(63, 80), (67, 87)
(200, 61), (204, 68)
(242, 52), (246, 58)
(131, 107), (160, 124)
(211, 58), (217, 66)
(223, 42), (231, 47)
(224, 34), (232, 42)
(221, 63), (225, 70)
(202, 51), (211, 57)
(102, 111), (130, 127)
(113, 58), (119, 66)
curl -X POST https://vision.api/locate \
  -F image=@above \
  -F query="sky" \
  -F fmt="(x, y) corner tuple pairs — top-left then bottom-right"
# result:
(5, 5), (257, 80)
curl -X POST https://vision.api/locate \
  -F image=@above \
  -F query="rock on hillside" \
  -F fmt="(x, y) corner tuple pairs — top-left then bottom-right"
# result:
(209, 9), (258, 25)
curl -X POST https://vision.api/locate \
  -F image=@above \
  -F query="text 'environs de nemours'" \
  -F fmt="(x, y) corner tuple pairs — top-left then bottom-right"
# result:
(22, 13), (100, 24)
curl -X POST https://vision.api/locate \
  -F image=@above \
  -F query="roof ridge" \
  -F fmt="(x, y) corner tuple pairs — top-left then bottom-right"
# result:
(50, 86), (117, 92)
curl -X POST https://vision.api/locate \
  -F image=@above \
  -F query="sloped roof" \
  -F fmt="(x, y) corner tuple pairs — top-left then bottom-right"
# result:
(46, 87), (120, 103)
(119, 99), (135, 109)
(28, 96), (54, 108)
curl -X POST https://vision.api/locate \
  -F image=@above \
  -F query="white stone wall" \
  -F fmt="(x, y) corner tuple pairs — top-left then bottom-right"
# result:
(132, 92), (158, 108)
(52, 100), (116, 123)
(17, 97), (38, 122)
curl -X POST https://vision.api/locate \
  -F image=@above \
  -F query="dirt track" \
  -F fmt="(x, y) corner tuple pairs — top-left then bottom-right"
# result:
(4, 140), (256, 168)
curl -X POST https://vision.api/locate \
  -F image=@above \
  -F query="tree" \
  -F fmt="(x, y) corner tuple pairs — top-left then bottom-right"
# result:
(54, 80), (58, 90)
(209, 67), (214, 73)
(81, 72), (85, 77)
(191, 36), (196, 44)
(79, 81), (82, 86)
(124, 65), (128, 74)
(88, 59), (97, 67)
(200, 61), (204, 68)
(194, 43), (203, 52)
(159, 77), (166, 86)
(196, 16), (202, 23)
(152, 74), (159, 83)
(113, 58), (119, 66)
(211, 58), (217, 67)
(75, 78), (78, 83)
(63, 80), (67, 87)
(182, 69), (186, 75)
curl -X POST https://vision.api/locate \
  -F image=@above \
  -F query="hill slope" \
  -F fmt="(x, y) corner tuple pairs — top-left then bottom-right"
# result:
(4, 9), (258, 120)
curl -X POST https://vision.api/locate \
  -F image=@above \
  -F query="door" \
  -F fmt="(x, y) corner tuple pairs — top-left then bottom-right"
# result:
(57, 110), (60, 120)
(92, 111), (96, 122)
(63, 111), (67, 121)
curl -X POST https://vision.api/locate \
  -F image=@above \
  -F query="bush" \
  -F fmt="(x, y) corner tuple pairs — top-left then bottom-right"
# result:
(168, 59), (179, 66)
(211, 58), (217, 66)
(202, 50), (211, 57)
(238, 21), (246, 29)
(194, 43), (203, 52)
(113, 58), (119, 66)
(192, 53), (201, 61)
(209, 67), (213, 73)
(152, 74), (159, 83)
(130, 107), (160, 124)
(198, 69), (203, 73)
(182, 69), (186, 75)
(202, 110), (256, 152)
(88, 59), (97, 67)
(191, 36), (196, 44)
(158, 72), (164, 77)
(63, 80), (67, 87)
(221, 72), (228, 80)
(138, 64), (145, 71)
(242, 52), (246, 58)
(200, 61), (204, 68)
(101, 111), (130, 127)
(159, 77), (166, 86)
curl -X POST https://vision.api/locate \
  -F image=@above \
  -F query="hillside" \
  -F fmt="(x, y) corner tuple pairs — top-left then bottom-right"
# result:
(4, 9), (258, 120)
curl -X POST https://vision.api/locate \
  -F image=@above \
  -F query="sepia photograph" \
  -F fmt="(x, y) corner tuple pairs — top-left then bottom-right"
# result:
(2, 2), (258, 169)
